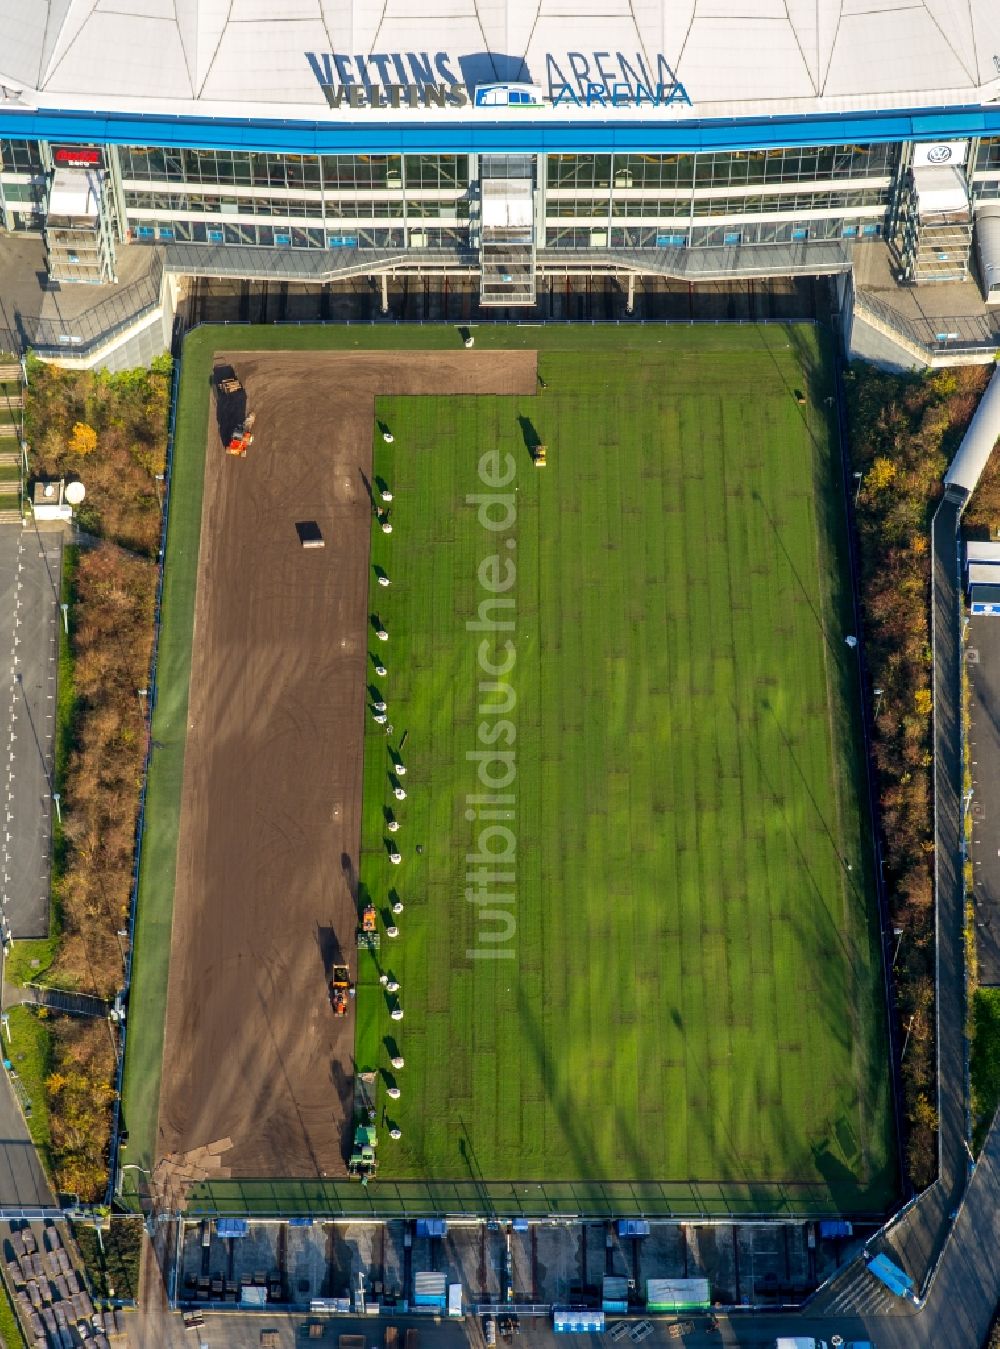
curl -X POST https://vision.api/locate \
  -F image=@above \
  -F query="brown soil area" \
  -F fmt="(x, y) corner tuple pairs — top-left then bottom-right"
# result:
(156, 349), (537, 1179)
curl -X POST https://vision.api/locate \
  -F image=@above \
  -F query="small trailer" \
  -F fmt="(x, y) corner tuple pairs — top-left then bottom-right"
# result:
(867, 1252), (918, 1303)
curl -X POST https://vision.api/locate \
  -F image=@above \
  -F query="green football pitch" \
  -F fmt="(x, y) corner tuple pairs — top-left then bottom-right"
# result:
(355, 324), (895, 1212)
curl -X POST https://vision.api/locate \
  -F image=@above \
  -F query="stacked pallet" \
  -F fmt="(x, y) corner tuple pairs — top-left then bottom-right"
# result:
(5, 1222), (122, 1348)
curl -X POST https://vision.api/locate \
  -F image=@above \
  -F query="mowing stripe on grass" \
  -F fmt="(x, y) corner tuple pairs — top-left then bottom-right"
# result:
(355, 326), (893, 1210)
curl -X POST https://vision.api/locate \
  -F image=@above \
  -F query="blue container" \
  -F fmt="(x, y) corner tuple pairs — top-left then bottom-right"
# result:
(415, 1219), (448, 1238)
(617, 1219), (650, 1238)
(554, 1310), (605, 1334)
(867, 1254), (915, 1299)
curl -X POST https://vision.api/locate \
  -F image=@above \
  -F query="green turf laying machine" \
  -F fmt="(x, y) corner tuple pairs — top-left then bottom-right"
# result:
(348, 1123), (378, 1181)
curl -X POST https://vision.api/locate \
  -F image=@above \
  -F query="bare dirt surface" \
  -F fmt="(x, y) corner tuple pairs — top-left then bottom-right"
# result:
(157, 349), (537, 1180)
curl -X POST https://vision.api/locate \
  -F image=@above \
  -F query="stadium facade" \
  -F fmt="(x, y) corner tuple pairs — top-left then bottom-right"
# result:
(0, 0), (999, 310)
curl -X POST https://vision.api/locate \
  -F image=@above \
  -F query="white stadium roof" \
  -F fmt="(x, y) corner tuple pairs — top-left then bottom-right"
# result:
(0, 0), (998, 125)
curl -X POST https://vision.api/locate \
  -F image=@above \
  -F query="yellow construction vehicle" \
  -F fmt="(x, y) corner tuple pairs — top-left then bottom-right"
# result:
(357, 901), (380, 949)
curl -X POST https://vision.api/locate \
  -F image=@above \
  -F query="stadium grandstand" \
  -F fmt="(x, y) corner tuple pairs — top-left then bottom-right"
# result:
(0, 0), (999, 359)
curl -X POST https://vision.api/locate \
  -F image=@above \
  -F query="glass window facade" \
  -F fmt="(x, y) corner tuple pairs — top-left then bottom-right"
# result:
(548, 145), (896, 190)
(976, 139), (1000, 174)
(548, 215), (883, 250)
(119, 148), (411, 188)
(0, 139), (44, 173)
(3, 138), (902, 253)
(117, 148), (468, 191)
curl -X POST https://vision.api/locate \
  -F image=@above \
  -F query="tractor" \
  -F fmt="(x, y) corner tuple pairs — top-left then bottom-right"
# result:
(329, 964), (353, 1016)
(226, 412), (256, 457)
(348, 1122), (378, 1181)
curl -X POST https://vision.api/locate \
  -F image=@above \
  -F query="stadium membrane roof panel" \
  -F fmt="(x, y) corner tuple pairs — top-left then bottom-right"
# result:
(0, 0), (998, 126)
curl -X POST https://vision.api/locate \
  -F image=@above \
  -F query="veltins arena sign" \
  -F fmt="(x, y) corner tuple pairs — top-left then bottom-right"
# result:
(306, 50), (692, 112)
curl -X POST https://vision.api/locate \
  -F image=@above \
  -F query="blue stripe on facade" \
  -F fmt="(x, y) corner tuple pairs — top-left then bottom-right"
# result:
(1, 102), (1000, 154)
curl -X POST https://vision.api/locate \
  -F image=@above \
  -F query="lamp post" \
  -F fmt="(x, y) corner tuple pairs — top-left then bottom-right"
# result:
(853, 469), (863, 506)
(873, 686), (884, 720)
(60, 603), (68, 635)
(892, 925), (905, 967)
(153, 473), (164, 511)
(51, 792), (61, 824)
(901, 1012), (917, 1061)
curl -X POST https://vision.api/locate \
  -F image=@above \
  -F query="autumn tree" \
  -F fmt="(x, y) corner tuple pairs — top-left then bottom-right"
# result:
(44, 1017), (116, 1201)
(847, 361), (991, 1189)
(68, 421), (98, 456)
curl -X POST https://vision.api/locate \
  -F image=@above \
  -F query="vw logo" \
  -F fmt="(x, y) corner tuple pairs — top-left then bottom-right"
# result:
(926, 144), (953, 163)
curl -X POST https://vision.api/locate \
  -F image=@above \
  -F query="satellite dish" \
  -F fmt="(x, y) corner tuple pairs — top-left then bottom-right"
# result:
(64, 481), (86, 505)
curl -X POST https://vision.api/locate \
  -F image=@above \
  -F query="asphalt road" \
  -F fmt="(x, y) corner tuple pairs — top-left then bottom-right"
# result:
(0, 521), (58, 1212)
(0, 1060), (54, 1211)
(929, 490), (969, 1215)
(0, 521), (62, 939)
(966, 615), (1000, 985)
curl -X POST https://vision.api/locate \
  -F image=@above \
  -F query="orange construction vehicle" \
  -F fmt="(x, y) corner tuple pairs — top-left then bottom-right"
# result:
(330, 965), (353, 1016)
(226, 412), (256, 457)
(357, 900), (380, 950)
